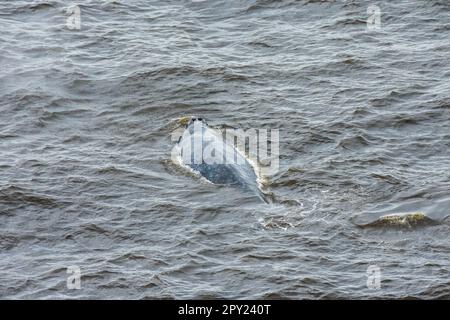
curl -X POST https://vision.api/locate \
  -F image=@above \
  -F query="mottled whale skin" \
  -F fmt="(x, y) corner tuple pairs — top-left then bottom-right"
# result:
(177, 117), (264, 200)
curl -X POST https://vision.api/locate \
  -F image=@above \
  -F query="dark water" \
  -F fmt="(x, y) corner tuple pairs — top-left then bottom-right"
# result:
(1, 0), (449, 299)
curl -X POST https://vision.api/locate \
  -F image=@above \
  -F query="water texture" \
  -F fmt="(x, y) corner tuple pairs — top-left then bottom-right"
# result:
(0, 0), (449, 299)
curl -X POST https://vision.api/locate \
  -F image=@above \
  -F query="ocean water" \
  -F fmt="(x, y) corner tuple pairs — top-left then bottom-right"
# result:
(0, 0), (449, 299)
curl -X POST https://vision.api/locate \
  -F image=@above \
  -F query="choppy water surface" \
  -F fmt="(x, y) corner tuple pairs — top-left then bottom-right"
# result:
(1, 0), (449, 299)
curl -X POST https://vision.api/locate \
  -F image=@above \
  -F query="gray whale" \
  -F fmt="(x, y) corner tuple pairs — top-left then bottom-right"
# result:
(177, 117), (265, 201)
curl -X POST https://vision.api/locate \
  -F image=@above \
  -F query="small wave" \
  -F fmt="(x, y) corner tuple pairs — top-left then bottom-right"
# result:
(0, 233), (20, 250)
(333, 18), (366, 27)
(0, 185), (58, 208)
(337, 134), (372, 150)
(3, 1), (57, 14)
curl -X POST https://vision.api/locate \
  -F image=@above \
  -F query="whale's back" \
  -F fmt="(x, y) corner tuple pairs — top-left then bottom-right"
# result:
(189, 161), (258, 189)
(178, 119), (262, 198)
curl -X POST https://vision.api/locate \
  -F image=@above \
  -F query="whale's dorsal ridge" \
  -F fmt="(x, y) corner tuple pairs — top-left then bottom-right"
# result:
(177, 117), (264, 202)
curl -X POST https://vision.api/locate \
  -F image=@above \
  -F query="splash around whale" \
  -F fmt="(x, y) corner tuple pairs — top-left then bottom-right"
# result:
(174, 117), (267, 202)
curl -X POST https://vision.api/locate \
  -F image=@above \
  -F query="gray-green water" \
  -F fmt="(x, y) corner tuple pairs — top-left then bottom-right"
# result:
(0, 0), (449, 299)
